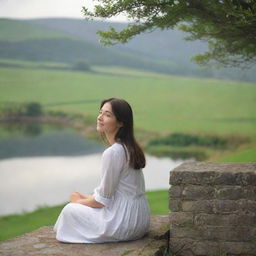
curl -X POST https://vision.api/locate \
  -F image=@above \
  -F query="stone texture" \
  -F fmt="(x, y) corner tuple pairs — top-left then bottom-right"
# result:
(169, 162), (256, 256)
(181, 199), (256, 214)
(169, 162), (256, 185)
(0, 216), (169, 256)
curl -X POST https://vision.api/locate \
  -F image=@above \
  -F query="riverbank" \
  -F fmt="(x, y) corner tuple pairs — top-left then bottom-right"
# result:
(1, 111), (255, 162)
(0, 190), (168, 242)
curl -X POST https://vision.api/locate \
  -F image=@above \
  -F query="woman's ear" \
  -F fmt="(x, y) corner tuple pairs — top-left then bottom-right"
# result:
(118, 122), (123, 128)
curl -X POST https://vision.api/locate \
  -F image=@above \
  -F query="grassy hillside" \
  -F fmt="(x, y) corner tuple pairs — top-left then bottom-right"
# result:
(0, 65), (255, 136)
(0, 18), (72, 41)
(0, 19), (178, 74)
(27, 18), (256, 82)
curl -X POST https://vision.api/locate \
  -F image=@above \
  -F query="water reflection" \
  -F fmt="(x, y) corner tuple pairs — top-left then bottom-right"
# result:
(1, 123), (43, 137)
(0, 124), (103, 159)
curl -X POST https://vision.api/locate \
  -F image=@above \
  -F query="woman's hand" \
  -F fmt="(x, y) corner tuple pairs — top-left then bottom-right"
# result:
(69, 191), (104, 208)
(70, 192), (88, 203)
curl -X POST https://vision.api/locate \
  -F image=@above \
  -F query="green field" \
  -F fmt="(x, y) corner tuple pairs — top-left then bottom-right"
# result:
(0, 190), (168, 242)
(1, 65), (255, 135)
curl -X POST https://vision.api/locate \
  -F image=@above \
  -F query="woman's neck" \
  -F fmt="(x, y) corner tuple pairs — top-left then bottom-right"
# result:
(105, 133), (116, 145)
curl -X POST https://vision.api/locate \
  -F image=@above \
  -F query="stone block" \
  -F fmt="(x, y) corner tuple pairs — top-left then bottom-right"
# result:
(169, 227), (201, 239)
(212, 199), (256, 214)
(169, 212), (194, 228)
(169, 238), (196, 256)
(201, 226), (256, 242)
(219, 241), (256, 255)
(181, 200), (213, 213)
(169, 185), (182, 198)
(170, 162), (256, 185)
(191, 241), (221, 256)
(181, 185), (215, 200)
(169, 199), (181, 212)
(194, 213), (256, 227)
(0, 216), (169, 256)
(215, 185), (256, 200)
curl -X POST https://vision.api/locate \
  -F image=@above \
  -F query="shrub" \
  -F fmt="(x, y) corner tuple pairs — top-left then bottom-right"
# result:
(149, 133), (228, 149)
(24, 102), (42, 116)
(72, 60), (91, 72)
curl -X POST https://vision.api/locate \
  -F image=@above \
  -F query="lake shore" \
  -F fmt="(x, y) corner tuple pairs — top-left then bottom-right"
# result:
(0, 153), (184, 216)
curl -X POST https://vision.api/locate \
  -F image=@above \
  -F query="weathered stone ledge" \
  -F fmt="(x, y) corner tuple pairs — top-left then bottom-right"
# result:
(170, 162), (256, 185)
(0, 216), (169, 256)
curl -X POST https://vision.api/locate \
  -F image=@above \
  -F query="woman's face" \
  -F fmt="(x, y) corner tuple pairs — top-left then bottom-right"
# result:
(97, 102), (122, 136)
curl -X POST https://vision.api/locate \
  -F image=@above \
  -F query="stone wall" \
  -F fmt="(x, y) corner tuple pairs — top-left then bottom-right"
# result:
(169, 162), (256, 256)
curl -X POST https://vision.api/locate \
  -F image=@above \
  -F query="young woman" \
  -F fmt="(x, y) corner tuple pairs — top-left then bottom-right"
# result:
(54, 98), (150, 243)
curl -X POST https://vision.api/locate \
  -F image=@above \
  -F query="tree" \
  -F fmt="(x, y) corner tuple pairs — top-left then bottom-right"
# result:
(83, 0), (256, 68)
(73, 60), (91, 72)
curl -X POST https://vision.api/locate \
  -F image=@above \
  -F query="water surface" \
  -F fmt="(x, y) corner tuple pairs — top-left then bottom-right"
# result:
(0, 124), (184, 215)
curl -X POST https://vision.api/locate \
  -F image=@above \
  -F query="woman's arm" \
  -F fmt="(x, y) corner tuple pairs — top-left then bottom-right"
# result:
(70, 192), (105, 208)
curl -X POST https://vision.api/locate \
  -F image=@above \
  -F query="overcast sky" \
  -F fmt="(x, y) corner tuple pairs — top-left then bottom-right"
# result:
(0, 0), (127, 21)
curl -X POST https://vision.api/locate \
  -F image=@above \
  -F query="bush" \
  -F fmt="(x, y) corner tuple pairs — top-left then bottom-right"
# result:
(149, 133), (228, 149)
(146, 145), (208, 161)
(72, 60), (91, 72)
(24, 102), (42, 116)
(2, 102), (43, 117)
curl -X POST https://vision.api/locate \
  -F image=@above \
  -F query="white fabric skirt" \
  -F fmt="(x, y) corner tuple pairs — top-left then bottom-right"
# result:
(54, 194), (150, 243)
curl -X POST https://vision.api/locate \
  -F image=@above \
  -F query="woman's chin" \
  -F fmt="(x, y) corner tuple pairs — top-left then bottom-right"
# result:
(96, 126), (104, 132)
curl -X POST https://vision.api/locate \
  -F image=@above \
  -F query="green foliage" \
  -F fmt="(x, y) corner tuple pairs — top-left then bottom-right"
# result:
(146, 145), (208, 161)
(149, 133), (228, 149)
(83, 0), (256, 67)
(146, 133), (250, 160)
(25, 102), (43, 116)
(2, 102), (43, 117)
(72, 60), (91, 72)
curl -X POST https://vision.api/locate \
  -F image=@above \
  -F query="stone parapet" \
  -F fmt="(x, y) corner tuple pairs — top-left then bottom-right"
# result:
(169, 162), (256, 256)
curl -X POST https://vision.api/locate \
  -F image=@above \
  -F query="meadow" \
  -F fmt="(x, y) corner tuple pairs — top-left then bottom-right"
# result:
(0, 65), (255, 136)
(0, 63), (255, 241)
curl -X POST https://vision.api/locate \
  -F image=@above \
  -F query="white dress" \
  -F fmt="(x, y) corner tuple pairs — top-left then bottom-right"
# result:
(53, 143), (150, 243)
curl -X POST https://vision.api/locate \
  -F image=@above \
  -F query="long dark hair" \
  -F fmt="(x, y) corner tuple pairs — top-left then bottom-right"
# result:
(100, 98), (145, 170)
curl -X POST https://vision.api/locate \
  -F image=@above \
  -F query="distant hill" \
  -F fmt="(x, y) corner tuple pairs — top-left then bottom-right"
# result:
(0, 18), (72, 41)
(0, 18), (183, 74)
(26, 18), (256, 82)
(1, 18), (256, 82)
(26, 18), (206, 65)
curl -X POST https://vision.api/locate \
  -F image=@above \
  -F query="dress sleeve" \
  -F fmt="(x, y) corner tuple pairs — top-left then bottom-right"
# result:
(94, 145), (126, 207)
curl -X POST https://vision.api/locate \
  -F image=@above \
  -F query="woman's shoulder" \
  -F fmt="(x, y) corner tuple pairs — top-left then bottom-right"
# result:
(103, 143), (126, 158)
